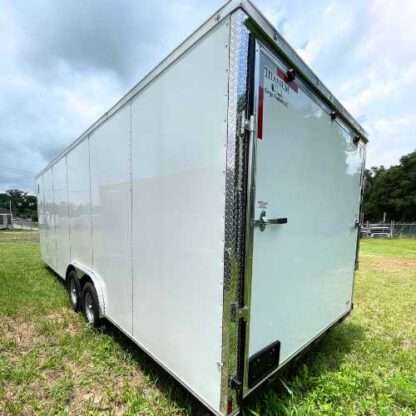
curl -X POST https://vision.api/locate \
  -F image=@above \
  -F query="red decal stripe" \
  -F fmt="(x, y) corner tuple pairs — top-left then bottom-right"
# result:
(257, 86), (264, 139)
(276, 68), (287, 81)
(277, 68), (299, 93)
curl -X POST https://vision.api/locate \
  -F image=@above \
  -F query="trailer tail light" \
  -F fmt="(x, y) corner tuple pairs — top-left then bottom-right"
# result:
(257, 86), (264, 139)
(227, 399), (233, 414)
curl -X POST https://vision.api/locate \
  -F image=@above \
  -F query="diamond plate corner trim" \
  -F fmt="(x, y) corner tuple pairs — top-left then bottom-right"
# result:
(220, 9), (251, 415)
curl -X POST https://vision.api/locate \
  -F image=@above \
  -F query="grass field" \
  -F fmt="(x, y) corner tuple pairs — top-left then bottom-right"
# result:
(0, 232), (415, 415)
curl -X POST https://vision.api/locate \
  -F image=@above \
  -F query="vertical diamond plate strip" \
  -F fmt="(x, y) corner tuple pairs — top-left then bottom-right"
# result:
(220, 9), (250, 415)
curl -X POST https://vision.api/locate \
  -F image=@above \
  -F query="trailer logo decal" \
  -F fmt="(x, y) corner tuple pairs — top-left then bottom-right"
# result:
(276, 68), (299, 93)
(263, 65), (294, 111)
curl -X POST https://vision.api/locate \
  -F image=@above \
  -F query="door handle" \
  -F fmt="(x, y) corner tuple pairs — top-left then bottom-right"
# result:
(254, 210), (288, 231)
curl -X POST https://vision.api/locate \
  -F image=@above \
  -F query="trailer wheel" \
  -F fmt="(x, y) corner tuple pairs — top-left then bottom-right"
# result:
(67, 271), (81, 312)
(82, 282), (101, 327)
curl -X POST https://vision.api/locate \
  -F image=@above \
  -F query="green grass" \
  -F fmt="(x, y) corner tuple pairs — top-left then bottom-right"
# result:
(360, 238), (416, 258)
(0, 232), (415, 415)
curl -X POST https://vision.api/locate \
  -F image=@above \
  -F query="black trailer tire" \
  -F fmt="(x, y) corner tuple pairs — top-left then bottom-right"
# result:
(82, 282), (101, 327)
(67, 271), (81, 312)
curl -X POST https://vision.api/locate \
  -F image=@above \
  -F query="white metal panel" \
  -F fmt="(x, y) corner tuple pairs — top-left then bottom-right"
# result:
(52, 157), (70, 277)
(67, 139), (93, 268)
(131, 20), (229, 411)
(43, 168), (56, 270)
(41, 171), (50, 265)
(249, 46), (364, 364)
(37, 176), (47, 262)
(89, 106), (132, 333)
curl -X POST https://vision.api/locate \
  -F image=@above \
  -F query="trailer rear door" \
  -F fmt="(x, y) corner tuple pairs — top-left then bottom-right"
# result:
(247, 44), (365, 388)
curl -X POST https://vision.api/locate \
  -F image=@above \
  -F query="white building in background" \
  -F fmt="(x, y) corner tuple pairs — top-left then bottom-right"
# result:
(0, 209), (12, 229)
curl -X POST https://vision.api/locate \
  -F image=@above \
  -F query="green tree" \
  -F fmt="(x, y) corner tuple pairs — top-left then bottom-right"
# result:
(363, 151), (416, 222)
(0, 189), (38, 220)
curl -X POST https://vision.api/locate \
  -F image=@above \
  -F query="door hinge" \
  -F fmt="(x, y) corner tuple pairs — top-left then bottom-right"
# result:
(240, 113), (255, 136)
(229, 375), (242, 392)
(231, 303), (249, 322)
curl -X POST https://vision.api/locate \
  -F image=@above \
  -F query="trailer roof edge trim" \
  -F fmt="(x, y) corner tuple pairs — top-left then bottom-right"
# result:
(35, 0), (368, 179)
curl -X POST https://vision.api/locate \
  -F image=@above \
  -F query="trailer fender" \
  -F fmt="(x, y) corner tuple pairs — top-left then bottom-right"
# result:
(70, 261), (107, 318)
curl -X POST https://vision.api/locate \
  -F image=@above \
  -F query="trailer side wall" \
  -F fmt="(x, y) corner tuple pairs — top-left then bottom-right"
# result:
(37, 18), (231, 413)
(90, 105), (132, 333)
(67, 139), (93, 268)
(53, 157), (71, 277)
(129, 20), (230, 408)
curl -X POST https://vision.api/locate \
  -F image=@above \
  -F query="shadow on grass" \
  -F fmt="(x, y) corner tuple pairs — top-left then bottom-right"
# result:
(242, 320), (366, 415)
(50, 271), (366, 415)
(102, 316), (365, 416)
(49, 270), (210, 414)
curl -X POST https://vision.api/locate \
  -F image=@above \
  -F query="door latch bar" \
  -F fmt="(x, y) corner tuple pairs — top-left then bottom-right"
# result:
(253, 210), (288, 231)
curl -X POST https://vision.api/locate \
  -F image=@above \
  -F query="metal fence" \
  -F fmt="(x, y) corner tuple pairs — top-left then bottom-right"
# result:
(361, 222), (416, 239)
(12, 217), (38, 230)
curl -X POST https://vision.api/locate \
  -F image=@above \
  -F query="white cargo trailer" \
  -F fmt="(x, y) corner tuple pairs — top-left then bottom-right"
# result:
(35, 1), (367, 414)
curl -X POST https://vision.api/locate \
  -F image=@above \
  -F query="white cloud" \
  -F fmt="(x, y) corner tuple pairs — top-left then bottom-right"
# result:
(288, 0), (416, 169)
(365, 114), (415, 167)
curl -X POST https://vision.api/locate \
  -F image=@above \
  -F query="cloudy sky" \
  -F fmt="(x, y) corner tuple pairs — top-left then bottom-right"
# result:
(1, 0), (415, 192)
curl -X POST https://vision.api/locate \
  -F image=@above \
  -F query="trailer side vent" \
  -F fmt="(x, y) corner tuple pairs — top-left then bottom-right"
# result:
(248, 340), (281, 388)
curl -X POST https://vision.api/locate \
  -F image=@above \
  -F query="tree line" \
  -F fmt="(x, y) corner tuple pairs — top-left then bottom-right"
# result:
(1, 150), (415, 224)
(0, 190), (37, 221)
(363, 151), (416, 222)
